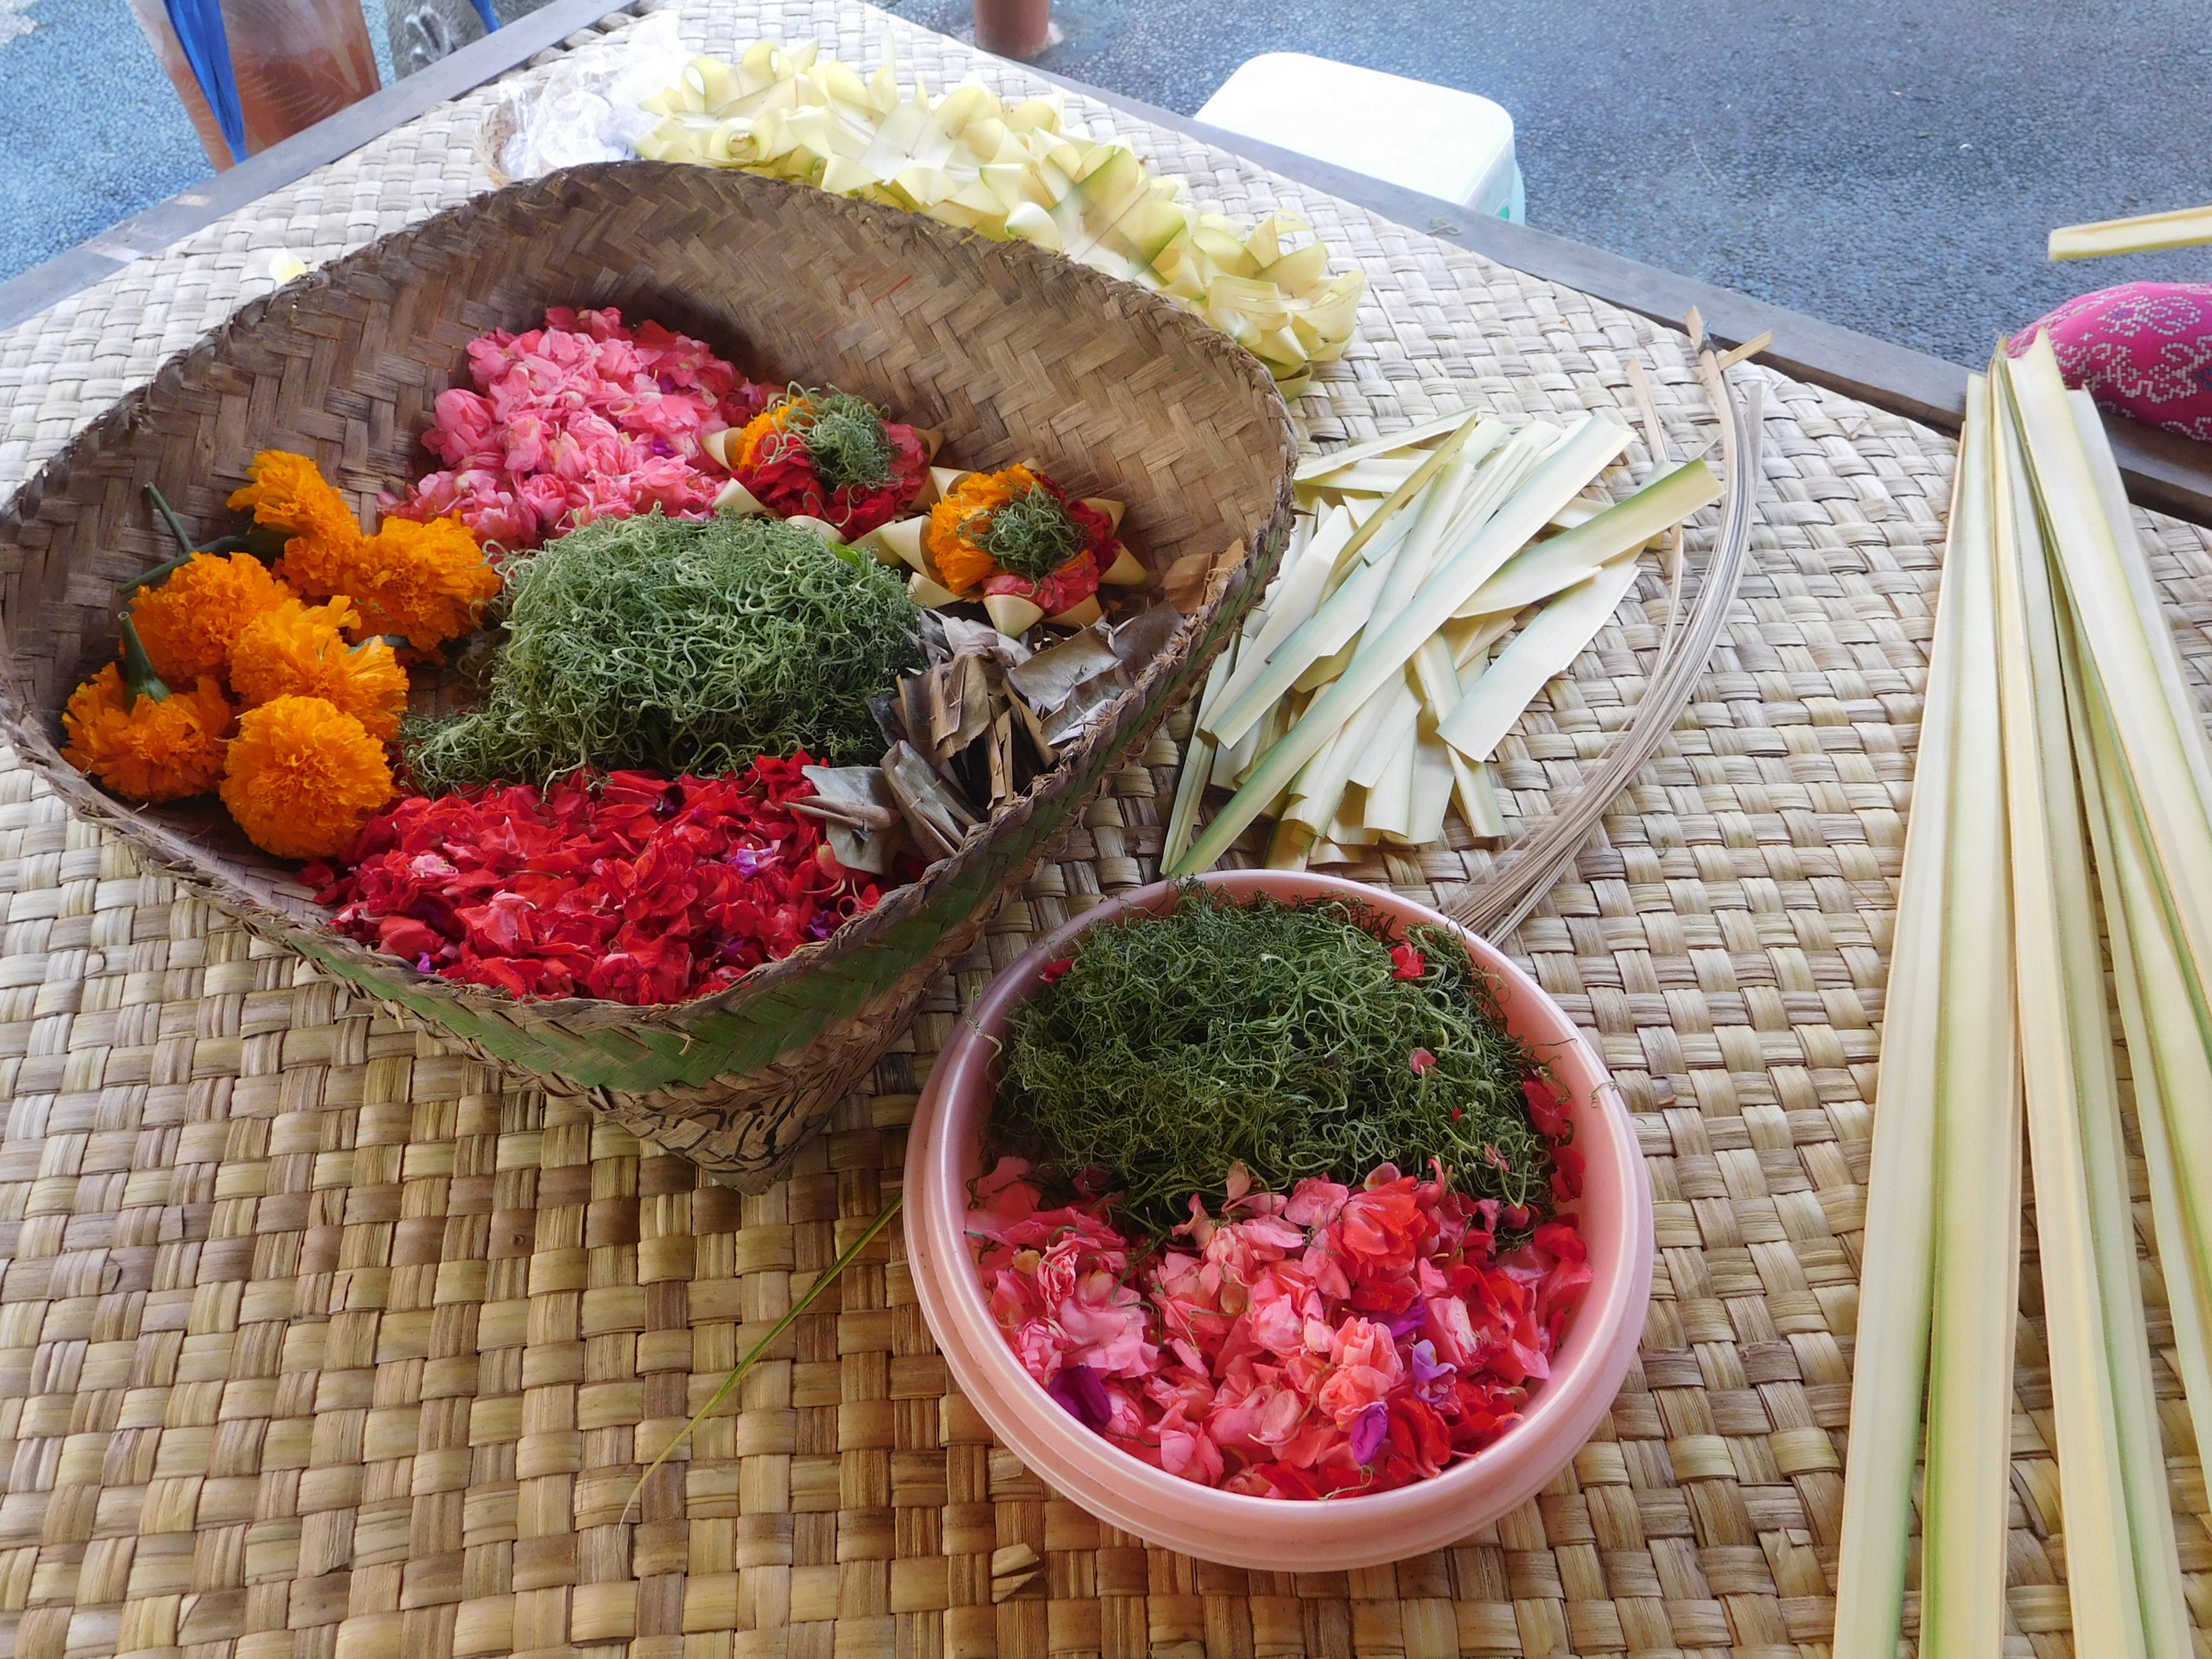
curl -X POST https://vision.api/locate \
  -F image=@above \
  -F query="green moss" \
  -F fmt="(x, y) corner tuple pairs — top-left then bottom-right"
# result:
(780, 391), (898, 493)
(404, 510), (921, 792)
(993, 885), (1552, 1230)
(976, 485), (1084, 580)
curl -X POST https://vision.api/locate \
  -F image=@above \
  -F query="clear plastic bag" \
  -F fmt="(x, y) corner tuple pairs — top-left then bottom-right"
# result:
(495, 7), (689, 179)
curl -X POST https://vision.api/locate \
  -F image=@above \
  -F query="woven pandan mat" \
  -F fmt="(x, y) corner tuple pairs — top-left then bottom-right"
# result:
(7, 3), (2212, 1656)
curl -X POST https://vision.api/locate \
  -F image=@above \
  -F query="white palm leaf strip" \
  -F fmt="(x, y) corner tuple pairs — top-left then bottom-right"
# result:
(1990, 356), (2188, 1659)
(1822, 378), (1973, 1659)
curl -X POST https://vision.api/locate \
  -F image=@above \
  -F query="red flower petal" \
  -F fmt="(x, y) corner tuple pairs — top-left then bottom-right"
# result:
(316, 753), (887, 1006)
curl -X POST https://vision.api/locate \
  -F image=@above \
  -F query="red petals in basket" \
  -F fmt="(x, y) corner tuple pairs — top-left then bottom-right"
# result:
(306, 757), (891, 1005)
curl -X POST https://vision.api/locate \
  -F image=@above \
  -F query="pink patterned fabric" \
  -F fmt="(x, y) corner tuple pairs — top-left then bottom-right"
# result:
(2013, 282), (2212, 442)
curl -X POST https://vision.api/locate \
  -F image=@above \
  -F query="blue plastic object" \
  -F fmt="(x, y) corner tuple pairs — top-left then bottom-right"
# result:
(467, 0), (498, 33)
(162, 0), (247, 162)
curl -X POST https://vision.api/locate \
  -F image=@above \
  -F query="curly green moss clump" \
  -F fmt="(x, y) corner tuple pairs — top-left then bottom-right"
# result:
(782, 391), (897, 493)
(994, 885), (1552, 1230)
(404, 510), (921, 792)
(976, 485), (1085, 580)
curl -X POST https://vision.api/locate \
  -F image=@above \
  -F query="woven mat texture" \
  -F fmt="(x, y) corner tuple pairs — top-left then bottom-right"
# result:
(7, 3), (2212, 1656)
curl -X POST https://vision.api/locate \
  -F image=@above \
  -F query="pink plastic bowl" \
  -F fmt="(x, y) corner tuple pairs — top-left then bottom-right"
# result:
(904, 869), (1653, 1569)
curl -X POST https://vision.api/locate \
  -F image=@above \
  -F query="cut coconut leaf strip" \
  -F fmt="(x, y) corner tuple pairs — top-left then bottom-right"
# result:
(1205, 538), (1407, 747)
(1827, 378), (1987, 1659)
(1284, 678), (1414, 835)
(1296, 457), (1427, 494)
(2053, 395), (2210, 1659)
(1915, 367), (2021, 1659)
(1327, 410), (1497, 574)
(1223, 507), (1338, 679)
(2077, 695), (2212, 1492)
(1365, 457), (1478, 634)
(2049, 405), (2212, 1508)
(1460, 456), (1722, 618)
(1988, 359), (2187, 1659)
(1292, 410), (1478, 480)
(2064, 387), (2212, 1490)
(1438, 557), (1646, 763)
(1348, 677), (1422, 790)
(2049, 203), (2212, 261)
(1361, 724), (1418, 841)
(1403, 728), (1455, 845)
(1163, 642), (1238, 874)
(1203, 499), (1424, 747)
(2013, 336), (2212, 961)
(1172, 416), (1630, 874)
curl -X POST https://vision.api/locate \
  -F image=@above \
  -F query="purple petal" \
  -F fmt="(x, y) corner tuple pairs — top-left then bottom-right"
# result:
(1382, 1302), (1425, 1340)
(1047, 1364), (1113, 1433)
(1411, 1338), (1457, 1403)
(1349, 1401), (1389, 1464)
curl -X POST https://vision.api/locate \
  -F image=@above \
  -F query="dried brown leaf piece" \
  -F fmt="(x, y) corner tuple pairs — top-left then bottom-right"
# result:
(883, 740), (978, 861)
(797, 764), (906, 874)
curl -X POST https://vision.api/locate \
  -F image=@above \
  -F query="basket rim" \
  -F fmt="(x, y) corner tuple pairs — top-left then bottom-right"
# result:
(0, 160), (1299, 1033)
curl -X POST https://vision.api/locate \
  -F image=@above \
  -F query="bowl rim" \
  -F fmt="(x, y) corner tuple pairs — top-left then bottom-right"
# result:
(905, 868), (1656, 1554)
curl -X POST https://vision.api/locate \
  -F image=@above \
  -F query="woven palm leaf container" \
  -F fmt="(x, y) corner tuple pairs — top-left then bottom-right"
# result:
(0, 162), (1297, 1185)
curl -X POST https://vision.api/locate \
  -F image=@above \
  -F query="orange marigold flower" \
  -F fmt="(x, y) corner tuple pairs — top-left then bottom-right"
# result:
(925, 464), (1042, 594)
(274, 531), (364, 602)
(128, 552), (294, 685)
(342, 516), (504, 652)
(60, 664), (232, 804)
(229, 450), (363, 548)
(232, 451), (367, 600)
(732, 401), (800, 469)
(231, 595), (411, 741)
(220, 696), (396, 860)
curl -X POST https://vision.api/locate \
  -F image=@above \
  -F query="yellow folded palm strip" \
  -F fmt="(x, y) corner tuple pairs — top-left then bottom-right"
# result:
(639, 41), (1367, 392)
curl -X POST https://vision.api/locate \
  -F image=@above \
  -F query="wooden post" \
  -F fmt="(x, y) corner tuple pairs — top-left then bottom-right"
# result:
(126, 0), (380, 168)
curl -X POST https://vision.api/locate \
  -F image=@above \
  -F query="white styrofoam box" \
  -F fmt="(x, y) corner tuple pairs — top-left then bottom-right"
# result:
(1195, 52), (1526, 223)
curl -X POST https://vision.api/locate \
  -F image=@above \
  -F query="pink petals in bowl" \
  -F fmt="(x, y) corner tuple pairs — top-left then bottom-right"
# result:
(904, 870), (1654, 1570)
(966, 1155), (1593, 1499)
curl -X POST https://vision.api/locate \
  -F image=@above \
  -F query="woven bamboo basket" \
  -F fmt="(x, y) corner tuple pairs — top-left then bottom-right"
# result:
(0, 161), (1296, 1185)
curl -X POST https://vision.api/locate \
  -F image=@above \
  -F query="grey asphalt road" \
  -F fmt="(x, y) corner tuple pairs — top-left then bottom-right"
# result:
(2, 0), (208, 276)
(4, 0), (2211, 369)
(887, 0), (2212, 366)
